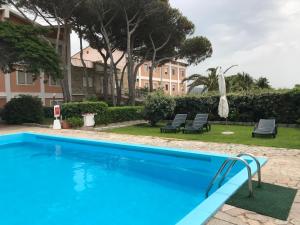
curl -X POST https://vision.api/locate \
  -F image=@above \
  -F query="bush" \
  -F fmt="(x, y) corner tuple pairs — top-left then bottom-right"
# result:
(175, 90), (300, 124)
(2, 95), (44, 124)
(96, 106), (144, 124)
(62, 101), (108, 119)
(66, 117), (83, 128)
(144, 92), (176, 126)
(43, 106), (54, 118)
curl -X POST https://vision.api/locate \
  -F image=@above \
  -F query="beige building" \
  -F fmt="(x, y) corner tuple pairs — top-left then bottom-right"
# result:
(138, 61), (188, 96)
(72, 46), (188, 96)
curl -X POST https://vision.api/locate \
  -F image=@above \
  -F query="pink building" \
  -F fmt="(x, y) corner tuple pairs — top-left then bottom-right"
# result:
(72, 46), (188, 96)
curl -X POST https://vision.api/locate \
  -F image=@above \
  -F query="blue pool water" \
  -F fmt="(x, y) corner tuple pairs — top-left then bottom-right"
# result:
(0, 133), (266, 225)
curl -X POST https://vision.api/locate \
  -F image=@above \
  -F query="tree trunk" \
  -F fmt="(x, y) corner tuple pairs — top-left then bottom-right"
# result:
(149, 66), (155, 92)
(109, 62), (116, 106)
(61, 20), (71, 102)
(102, 62), (109, 101)
(78, 29), (89, 99)
(127, 35), (136, 105)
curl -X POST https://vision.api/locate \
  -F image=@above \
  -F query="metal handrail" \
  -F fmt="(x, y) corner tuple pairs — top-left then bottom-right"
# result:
(237, 153), (262, 187)
(205, 157), (253, 198)
(218, 153), (261, 188)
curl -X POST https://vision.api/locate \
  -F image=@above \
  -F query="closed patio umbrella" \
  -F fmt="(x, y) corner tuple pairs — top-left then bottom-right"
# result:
(218, 69), (229, 119)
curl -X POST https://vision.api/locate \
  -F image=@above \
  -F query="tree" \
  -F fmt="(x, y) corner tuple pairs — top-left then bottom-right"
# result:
(255, 77), (271, 89)
(143, 7), (212, 92)
(138, 6), (191, 92)
(6, 0), (86, 102)
(73, 0), (128, 105)
(183, 65), (236, 93)
(0, 22), (61, 78)
(182, 68), (218, 93)
(179, 37), (212, 65)
(228, 72), (254, 92)
(113, 0), (164, 105)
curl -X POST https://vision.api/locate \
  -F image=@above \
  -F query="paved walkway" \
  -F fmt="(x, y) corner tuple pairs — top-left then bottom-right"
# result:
(0, 125), (299, 225)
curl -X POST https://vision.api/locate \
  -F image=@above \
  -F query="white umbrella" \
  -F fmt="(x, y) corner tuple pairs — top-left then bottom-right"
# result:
(218, 69), (229, 119)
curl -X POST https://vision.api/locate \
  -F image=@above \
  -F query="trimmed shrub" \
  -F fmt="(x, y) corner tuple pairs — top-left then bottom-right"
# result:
(62, 101), (108, 119)
(2, 95), (44, 124)
(43, 106), (54, 118)
(96, 106), (144, 124)
(174, 90), (300, 124)
(66, 117), (84, 128)
(144, 92), (176, 126)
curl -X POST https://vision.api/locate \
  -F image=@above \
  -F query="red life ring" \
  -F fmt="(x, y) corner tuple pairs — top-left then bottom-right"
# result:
(54, 105), (61, 118)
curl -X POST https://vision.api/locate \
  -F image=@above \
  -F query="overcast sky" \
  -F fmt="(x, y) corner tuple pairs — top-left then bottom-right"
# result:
(71, 0), (300, 88)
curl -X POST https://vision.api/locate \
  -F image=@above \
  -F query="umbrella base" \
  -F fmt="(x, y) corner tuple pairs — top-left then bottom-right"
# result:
(222, 131), (235, 135)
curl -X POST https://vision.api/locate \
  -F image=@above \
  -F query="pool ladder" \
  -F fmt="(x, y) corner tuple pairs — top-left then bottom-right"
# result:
(205, 153), (262, 198)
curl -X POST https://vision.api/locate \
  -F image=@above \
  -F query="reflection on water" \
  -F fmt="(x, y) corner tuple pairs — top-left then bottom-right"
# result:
(73, 162), (94, 192)
(55, 145), (62, 158)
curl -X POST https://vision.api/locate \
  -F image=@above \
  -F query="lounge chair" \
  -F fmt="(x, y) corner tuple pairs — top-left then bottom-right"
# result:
(160, 114), (187, 133)
(183, 114), (210, 133)
(252, 119), (277, 138)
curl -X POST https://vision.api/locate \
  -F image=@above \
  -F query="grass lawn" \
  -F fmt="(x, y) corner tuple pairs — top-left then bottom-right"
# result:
(107, 123), (300, 149)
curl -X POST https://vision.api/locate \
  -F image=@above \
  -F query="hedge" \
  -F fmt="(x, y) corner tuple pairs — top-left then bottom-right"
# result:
(61, 101), (108, 119)
(43, 107), (54, 118)
(66, 117), (84, 128)
(60, 102), (143, 125)
(2, 95), (44, 124)
(96, 106), (144, 125)
(174, 90), (300, 124)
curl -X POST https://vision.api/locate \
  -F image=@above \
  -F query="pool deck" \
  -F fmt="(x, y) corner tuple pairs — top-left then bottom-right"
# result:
(0, 125), (299, 225)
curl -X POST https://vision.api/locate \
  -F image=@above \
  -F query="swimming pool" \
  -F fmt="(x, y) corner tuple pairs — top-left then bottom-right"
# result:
(0, 132), (266, 225)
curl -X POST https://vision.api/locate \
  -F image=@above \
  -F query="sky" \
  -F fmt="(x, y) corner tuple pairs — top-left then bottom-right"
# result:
(71, 0), (300, 88)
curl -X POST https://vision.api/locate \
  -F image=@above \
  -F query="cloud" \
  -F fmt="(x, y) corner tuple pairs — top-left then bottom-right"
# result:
(70, 0), (300, 88)
(170, 0), (300, 87)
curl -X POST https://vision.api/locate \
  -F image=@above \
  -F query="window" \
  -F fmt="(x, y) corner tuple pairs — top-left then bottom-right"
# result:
(17, 71), (34, 85)
(172, 85), (176, 92)
(165, 84), (169, 91)
(144, 64), (148, 71)
(181, 70), (185, 77)
(49, 76), (60, 86)
(172, 69), (175, 76)
(165, 68), (168, 75)
(83, 76), (93, 88)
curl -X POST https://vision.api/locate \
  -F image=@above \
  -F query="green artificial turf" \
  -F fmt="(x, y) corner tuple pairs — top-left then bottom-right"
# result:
(227, 181), (297, 220)
(106, 124), (300, 149)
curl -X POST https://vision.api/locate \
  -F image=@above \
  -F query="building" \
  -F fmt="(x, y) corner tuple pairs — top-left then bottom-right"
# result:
(0, 5), (69, 107)
(70, 57), (117, 101)
(138, 61), (188, 96)
(72, 46), (188, 96)
(0, 5), (188, 108)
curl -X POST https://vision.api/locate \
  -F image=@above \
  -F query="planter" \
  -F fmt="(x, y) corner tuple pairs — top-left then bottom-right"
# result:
(61, 120), (71, 129)
(82, 113), (96, 127)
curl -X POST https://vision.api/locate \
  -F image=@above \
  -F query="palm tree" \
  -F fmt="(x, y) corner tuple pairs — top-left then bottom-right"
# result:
(229, 72), (254, 92)
(255, 77), (271, 89)
(183, 65), (238, 93)
(182, 67), (219, 93)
